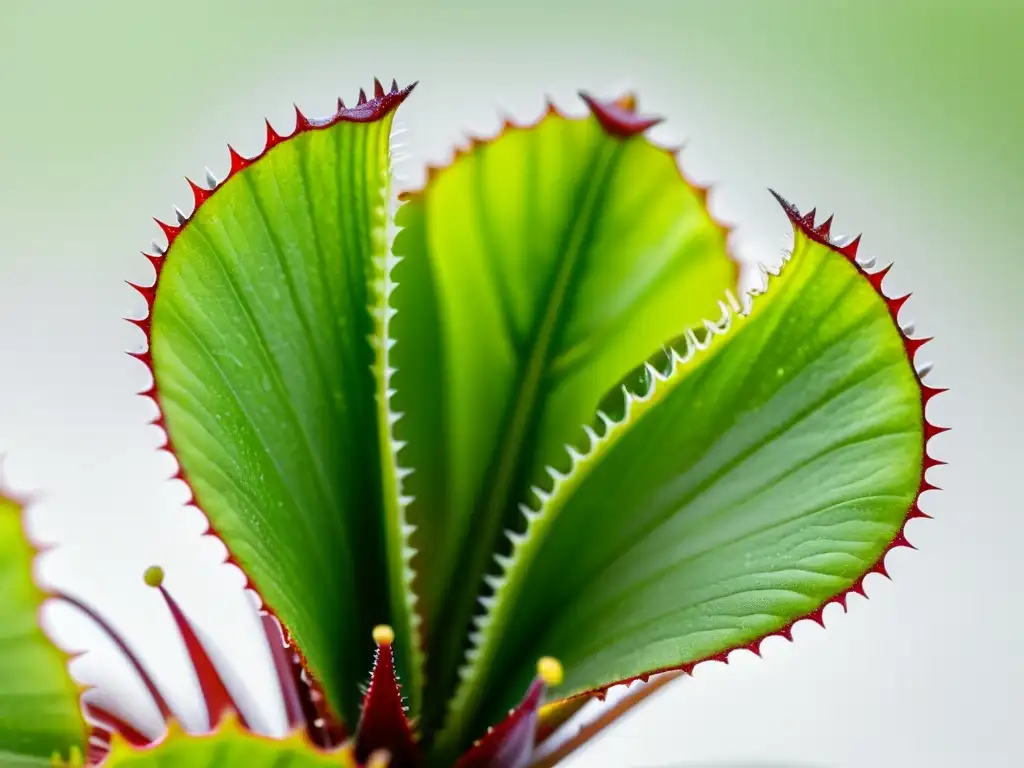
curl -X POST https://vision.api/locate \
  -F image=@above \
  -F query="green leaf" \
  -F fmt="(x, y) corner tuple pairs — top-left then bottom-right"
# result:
(101, 715), (356, 767)
(440, 211), (930, 751)
(0, 492), (86, 766)
(390, 96), (738, 726)
(145, 84), (421, 727)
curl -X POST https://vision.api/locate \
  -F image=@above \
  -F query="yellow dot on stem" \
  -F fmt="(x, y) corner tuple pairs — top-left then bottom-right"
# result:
(372, 624), (395, 646)
(537, 656), (563, 687)
(143, 565), (165, 588)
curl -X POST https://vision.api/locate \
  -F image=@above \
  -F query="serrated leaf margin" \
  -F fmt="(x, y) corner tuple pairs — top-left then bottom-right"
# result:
(438, 193), (947, 749)
(122, 79), (419, 732)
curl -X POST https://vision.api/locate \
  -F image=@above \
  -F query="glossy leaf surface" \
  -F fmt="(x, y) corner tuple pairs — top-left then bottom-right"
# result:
(440, 208), (931, 749)
(144, 84), (420, 727)
(390, 96), (737, 723)
(0, 493), (85, 766)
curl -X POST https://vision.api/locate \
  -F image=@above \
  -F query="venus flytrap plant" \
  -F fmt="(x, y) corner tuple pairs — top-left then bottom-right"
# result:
(0, 78), (945, 768)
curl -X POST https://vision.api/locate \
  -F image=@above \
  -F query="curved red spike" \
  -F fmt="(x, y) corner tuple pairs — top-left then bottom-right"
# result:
(260, 614), (304, 730)
(150, 573), (245, 728)
(579, 91), (662, 138)
(867, 263), (892, 292)
(125, 317), (151, 336)
(358, 88), (368, 106)
(390, 78), (399, 93)
(227, 144), (250, 175)
(839, 234), (862, 260)
(374, 78), (386, 99)
(337, 97), (347, 111)
(455, 679), (545, 768)
(153, 217), (180, 245)
(293, 105), (311, 133)
(186, 177), (210, 208)
(85, 703), (154, 765)
(55, 594), (173, 721)
(85, 703), (151, 746)
(127, 348), (152, 366)
(355, 626), (419, 767)
(904, 336), (933, 358)
(815, 214), (834, 238)
(126, 280), (156, 310)
(265, 119), (283, 150)
(888, 293), (911, 318)
(142, 251), (164, 277)
(922, 384), (948, 402)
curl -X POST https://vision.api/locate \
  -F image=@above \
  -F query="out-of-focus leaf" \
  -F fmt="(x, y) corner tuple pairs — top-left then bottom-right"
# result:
(100, 714), (357, 767)
(0, 492), (86, 765)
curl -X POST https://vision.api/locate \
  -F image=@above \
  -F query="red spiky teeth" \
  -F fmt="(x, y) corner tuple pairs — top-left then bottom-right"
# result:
(354, 626), (420, 767)
(121, 78), (415, 762)
(60, 565), (346, 765)
(143, 567), (242, 729)
(521, 191), (947, 722)
(455, 657), (564, 768)
(578, 91), (662, 138)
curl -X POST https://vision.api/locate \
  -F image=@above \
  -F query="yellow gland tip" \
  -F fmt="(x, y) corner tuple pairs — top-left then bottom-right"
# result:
(143, 565), (165, 588)
(366, 748), (392, 768)
(537, 656), (564, 687)
(372, 624), (395, 646)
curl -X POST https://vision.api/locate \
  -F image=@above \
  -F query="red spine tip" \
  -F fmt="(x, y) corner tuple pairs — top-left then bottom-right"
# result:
(125, 280), (156, 308)
(186, 177), (210, 208)
(815, 214), (834, 238)
(125, 317), (151, 335)
(355, 631), (419, 766)
(839, 234), (862, 259)
(153, 217), (179, 244)
(390, 78), (399, 93)
(154, 584), (244, 728)
(260, 615), (305, 730)
(867, 264), (892, 291)
(579, 91), (662, 138)
(888, 293), (911, 317)
(227, 145), (250, 175)
(265, 119), (282, 150)
(374, 78), (386, 99)
(454, 680), (545, 768)
(293, 105), (310, 132)
(142, 251), (163, 272)
(358, 88), (368, 105)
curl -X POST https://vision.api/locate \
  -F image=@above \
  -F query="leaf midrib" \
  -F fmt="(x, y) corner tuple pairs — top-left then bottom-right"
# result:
(426, 133), (627, 746)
